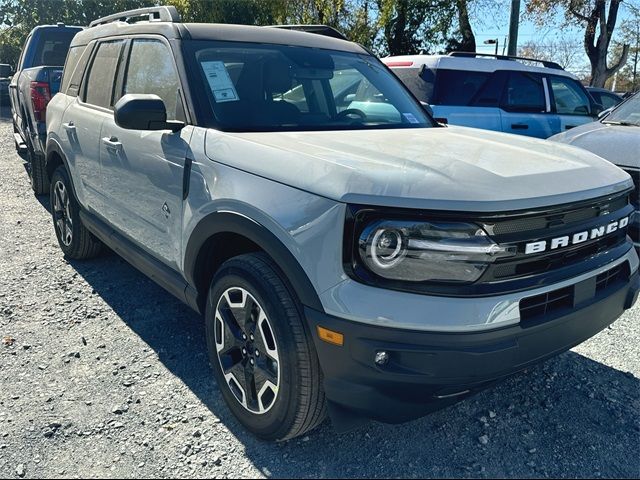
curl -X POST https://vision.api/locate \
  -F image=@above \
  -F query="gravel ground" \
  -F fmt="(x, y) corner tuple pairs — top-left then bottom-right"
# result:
(0, 105), (639, 479)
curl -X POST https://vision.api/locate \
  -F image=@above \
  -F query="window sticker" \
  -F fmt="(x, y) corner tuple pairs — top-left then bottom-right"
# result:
(201, 61), (239, 103)
(403, 113), (419, 124)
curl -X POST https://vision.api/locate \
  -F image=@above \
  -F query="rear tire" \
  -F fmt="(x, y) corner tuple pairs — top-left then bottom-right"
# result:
(49, 166), (103, 259)
(29, 150), (49, 196)
(205, 252), (326, 441)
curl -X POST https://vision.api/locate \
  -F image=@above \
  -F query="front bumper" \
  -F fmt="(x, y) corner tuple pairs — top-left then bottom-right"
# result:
(307, 261), (639, 426)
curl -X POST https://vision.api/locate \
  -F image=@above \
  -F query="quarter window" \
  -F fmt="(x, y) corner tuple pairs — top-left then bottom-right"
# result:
(549, 76), (591, 115)
(123, 39), (181, 120)
(84, 41), (124, 108)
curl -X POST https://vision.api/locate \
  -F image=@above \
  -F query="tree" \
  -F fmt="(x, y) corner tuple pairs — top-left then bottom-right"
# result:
(375, 0), (460, 55)
(519, 37), (583, 70)
(527, 0), (630, 87)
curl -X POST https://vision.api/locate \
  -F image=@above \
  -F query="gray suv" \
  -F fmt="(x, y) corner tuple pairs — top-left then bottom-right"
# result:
(46, 6), (639, 441)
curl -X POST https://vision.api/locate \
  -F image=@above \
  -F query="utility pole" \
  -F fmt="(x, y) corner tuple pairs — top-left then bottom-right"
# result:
(507, 0), (521, 56)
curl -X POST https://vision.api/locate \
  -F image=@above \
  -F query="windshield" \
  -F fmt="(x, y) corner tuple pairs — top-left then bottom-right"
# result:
(604, 93), (640, 126)
(185, 40), (435, 132)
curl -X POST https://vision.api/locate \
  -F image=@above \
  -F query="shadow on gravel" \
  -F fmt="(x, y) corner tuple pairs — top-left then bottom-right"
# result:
(67, 253), (640, 478)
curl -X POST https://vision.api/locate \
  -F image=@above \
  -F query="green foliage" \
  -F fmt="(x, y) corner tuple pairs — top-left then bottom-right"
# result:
(0, 0), (472, 67)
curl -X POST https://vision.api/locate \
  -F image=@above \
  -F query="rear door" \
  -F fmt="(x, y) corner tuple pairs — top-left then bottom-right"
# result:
(500, 71), (558, 138)
(547, 75), (595, 132)
(99, 37), (192, 269)
(431, 69), (504, 131)
(61, 39), (125, 211)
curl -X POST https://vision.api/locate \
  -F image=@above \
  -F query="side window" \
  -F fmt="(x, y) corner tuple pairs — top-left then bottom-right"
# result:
(549, 76), (591, 115)
(60, 46), (83, 94)
(122, 39), (181, 120)
(598, 92), (621, 110)
(433, 69), (491, 106)
(502, 72), (546, 113)
(66, 44), (93, 97)
(391, 67), (434, 104)
(83, 41), (124, 108)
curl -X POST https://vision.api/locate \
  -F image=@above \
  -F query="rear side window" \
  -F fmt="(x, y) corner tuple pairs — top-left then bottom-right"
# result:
(433, 69), (490, 106)
(122, 39), (181, 120)
(549, 76), (591, 115)
(502, 72), (546, 112)
(60, 46), (83, 94)
(31, 29), (79, 67)
(593, 91), (621, 110)
(84, 41), (124, 109)
(391, 67), (435, 104)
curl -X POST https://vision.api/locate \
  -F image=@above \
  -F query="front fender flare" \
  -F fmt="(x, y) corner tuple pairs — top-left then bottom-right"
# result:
(184, 211), (324, 312)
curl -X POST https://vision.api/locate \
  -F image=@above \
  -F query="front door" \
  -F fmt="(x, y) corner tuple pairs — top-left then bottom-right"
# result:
(99, 38), (192, 269)
(547, 75), (595, 133)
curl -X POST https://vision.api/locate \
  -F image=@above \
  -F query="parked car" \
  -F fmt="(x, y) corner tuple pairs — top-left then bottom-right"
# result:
(586, 86), (623, 110)
(384, 52), (603, 139)
(550, 93), (639, 250)
(46, 6), (638, 441)
(0, 64), (12, 103)
(9, 23), (83, 194)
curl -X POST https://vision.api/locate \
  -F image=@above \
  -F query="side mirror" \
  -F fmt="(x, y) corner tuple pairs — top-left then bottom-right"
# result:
(420, 101), (434, 117)
(114, 94), (184, 132)
(598, 106), (614, 120)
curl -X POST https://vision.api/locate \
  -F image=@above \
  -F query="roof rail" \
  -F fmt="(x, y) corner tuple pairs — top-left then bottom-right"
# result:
(89, 5), (181, 28)
(448, 52), (564, 70)
(267, 24), (348, 41)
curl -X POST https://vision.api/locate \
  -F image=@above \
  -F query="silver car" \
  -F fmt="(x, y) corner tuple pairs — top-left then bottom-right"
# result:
(45, 6), (639, 440)
(550, 93), (639, 249)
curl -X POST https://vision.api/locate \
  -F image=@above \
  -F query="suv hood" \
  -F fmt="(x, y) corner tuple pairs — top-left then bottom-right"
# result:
(205, 126), (632, 212)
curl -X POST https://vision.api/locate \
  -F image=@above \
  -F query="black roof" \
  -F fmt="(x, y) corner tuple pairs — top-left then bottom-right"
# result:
(71, 20), (366, 54)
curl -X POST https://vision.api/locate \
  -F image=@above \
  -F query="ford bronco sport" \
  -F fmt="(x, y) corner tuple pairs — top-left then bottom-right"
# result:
(45, 6), (639, 440)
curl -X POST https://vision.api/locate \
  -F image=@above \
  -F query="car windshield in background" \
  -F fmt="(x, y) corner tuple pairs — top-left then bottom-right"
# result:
(603, 93), (640, 126)
(186, 41), (435, 132)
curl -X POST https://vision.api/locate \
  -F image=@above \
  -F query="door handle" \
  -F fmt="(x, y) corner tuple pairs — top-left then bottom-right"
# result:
(511, 123), (529, 130)
(102, 136), (122, 151)
(62, 121), (75, 131)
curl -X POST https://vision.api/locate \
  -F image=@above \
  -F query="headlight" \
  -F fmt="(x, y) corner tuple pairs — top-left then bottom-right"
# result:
(358, 219), (515, 283)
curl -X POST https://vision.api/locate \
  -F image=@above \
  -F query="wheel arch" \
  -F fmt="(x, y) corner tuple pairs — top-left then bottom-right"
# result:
(184, 211), (323, 313)
(45, 138), (77, 197)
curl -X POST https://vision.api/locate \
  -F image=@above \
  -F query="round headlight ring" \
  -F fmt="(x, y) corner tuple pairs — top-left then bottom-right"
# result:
(369, 228), (406, 269)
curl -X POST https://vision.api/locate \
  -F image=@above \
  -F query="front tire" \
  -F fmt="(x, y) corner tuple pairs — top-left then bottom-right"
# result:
(49, 166), (102, 259)
(205, 253), (326, 440)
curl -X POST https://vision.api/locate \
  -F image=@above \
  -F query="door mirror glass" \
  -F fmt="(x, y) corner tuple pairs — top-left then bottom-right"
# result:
(114, 94), (184, 132)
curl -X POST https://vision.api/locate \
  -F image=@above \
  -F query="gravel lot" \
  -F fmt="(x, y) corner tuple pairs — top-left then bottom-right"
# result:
(0, 105), (639, 479)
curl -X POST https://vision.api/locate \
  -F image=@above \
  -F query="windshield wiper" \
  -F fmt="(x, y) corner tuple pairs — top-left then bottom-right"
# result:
(602, 120), (640, 126)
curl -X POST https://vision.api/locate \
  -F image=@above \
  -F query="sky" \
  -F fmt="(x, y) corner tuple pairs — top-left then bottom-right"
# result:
(470, 0), (639, 76)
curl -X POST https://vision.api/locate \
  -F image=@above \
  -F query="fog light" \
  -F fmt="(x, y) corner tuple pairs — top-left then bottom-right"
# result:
(374, 351), (389, 366)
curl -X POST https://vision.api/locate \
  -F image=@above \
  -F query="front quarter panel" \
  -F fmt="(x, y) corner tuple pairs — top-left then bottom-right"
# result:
(182, 127), (348, 304)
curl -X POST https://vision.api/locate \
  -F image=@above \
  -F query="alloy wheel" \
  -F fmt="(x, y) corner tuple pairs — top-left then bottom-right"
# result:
(214, 287), (280, 414)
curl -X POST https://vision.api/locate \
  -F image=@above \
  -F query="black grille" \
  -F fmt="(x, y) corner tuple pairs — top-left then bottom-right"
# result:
(519, 286), (574, 322)
(621, 168), (639, 208)
(489, 195), (628, 236)
(595, 263), (629, 292)
(519, 262), (630, 322)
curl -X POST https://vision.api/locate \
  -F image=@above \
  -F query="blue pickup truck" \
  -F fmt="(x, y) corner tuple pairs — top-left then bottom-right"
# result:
(9, 23), (82, 194)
